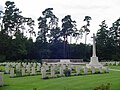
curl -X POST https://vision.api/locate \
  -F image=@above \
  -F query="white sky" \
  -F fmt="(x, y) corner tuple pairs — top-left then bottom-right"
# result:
(0, 0), (120, 44)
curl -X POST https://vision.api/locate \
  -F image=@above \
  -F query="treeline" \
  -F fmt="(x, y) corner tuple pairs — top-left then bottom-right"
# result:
(0, 1), (120, 62)
(0, 36), (92, 62)
(96, 20), (120, 61)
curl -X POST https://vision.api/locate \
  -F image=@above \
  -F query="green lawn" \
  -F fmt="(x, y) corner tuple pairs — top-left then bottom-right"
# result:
(0, 66), (120, 90)
(108, 66), (120, 70)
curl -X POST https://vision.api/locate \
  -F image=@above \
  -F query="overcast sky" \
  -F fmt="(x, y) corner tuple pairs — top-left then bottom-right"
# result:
(0, 0), (120, 43)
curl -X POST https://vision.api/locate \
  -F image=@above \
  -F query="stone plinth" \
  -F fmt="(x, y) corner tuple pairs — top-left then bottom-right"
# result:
(86, 57), (103, 68)
(60, 59), (71, 64)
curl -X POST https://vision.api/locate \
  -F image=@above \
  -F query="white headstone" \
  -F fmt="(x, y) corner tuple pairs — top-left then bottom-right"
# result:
(45, 65), (49, 70)
(33, 63), (36, 67)
(62, 65), (66, 70)
(28, 63), (31, 67)
(41, 66), (46, 79)
(38, 63), (41, 66)
(51, 66), (55, 77)
(60, 65), (64, 76)
(76, 66), (81, 75)
(26, 65), (30, 74)
(68, 64), (72, 71)
(5, 65), (10, 74)
(21, 67), (25, 76)
(0, 72), (4, 86)
(10, 67), (15, 78)
(12, 62), (16, 67)
(37, 65), (41, 72)
(16, 64), (19, 70)
(31, 66), (36, 75)
(71, 65), (75, 69)
(18, 63), (21, 68)
(22, 63), (26, 67)
(91, 66), (95, 74)
(84, 66), (88, 74)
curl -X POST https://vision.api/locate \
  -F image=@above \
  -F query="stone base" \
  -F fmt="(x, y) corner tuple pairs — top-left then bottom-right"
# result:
(59, 59), (71, 64)
(86, 57), (103, 68)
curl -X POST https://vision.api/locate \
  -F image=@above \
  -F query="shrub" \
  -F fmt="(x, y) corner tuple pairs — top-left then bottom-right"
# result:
(64, 68), (71, 77)
(113, 62), (116, 66)
(118, 62), (120, 66)
(33, 88), (37, 90)
(42, 76), (49, 79)
(109, 63), (112, 66)
(55, 69), (59, 74)
(105, 63), (108, 66)
(93, 83), (110, 90)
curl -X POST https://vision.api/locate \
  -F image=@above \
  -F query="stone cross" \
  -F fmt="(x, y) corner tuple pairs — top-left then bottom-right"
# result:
(92, 33), (96, 57)
(86, 33), (103, 68)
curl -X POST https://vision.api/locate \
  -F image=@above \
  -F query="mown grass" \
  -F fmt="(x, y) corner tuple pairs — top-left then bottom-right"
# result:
(0, 66), (120, 90)
(108, 65), (120, 70)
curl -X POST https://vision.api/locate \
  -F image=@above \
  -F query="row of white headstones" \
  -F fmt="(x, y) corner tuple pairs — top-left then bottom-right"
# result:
(0, 62), (109, 86)
(101, 62), (120, 66)
(4, 62), (41, 77)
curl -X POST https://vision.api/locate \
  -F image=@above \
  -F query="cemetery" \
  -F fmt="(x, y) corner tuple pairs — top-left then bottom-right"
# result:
(0, 34), (111, 79)
(0, 0), (120, 90)
(0, 25), (120, 90)
(0, 33), (119, 89)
